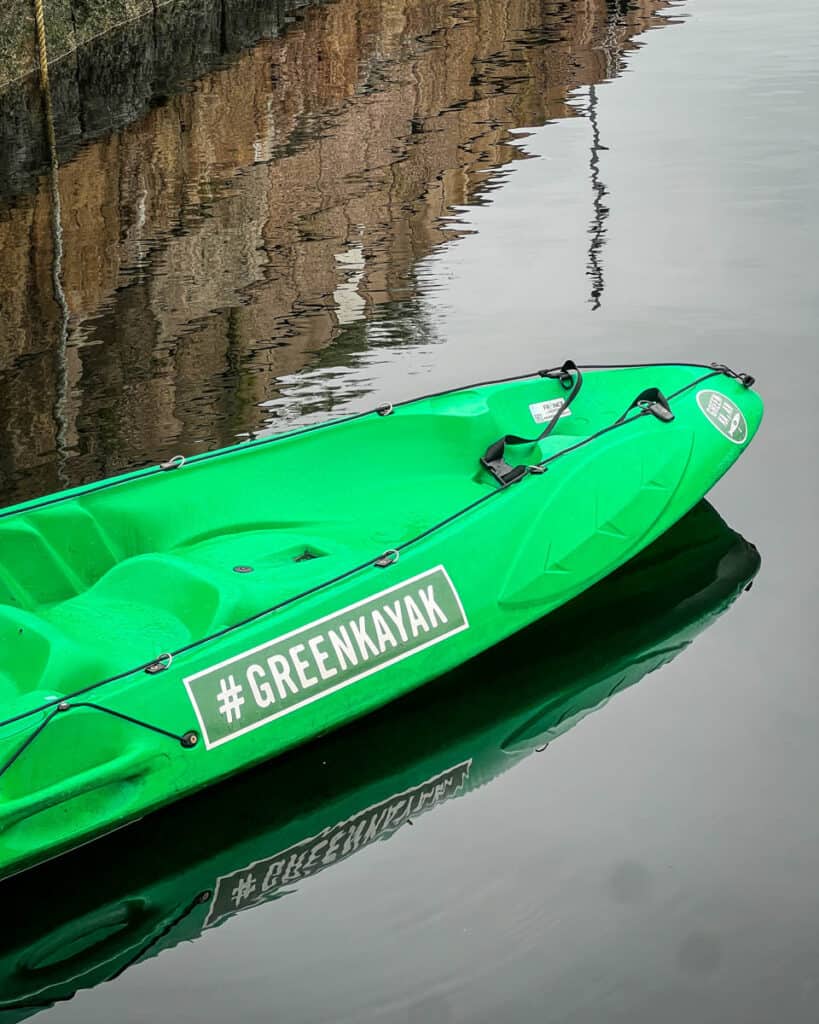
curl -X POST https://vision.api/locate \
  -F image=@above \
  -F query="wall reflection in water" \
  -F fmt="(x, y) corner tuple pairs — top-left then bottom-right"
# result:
(0, 0), (672, 506)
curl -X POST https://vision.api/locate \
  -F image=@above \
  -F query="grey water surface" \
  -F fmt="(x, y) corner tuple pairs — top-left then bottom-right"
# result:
(0, 0), (817, 1020)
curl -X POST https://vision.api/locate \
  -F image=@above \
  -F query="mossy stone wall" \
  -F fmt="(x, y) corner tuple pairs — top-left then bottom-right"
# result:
(0, 0), (156, 91)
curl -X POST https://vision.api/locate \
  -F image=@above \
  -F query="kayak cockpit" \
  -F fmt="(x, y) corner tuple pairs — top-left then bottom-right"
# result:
(0, 377), (613, 708)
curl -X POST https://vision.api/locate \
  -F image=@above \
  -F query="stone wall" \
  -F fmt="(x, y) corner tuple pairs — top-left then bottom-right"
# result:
(0, 1), (180, 92)
(0, 0), (306, 196)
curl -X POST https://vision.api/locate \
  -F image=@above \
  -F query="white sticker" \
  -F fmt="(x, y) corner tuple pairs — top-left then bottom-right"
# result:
(529, 398), (572, 425)
(183, 567), (468, 749)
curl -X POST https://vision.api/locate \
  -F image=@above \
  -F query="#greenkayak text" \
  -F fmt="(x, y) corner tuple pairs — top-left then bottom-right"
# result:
(184, 566), (469, 748)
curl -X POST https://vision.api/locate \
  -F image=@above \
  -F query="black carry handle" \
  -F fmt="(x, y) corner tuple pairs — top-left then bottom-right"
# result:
(480, 360), (583, 486)
(616, 387), (675, 425)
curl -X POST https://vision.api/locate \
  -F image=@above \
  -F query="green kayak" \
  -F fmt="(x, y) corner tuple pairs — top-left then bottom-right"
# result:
(0, 500), (759, 1019)
(0, 360), (761, 879)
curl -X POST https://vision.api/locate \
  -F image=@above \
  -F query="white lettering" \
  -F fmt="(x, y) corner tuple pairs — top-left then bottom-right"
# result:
(382, 799), (407, 831)
(309, 634), (337, 681)
(304, 840), (327, 871)
(262, 859), (284, 891)
(350, 616), (379, 660)
(246, 663), (275, 707)
(345, 817), (370, 855)
(281, 850), (308, 884)
(323, 829), (344, 865)
(403, 595), (430, 638)
(289, 643), (318, 689)
(364, 809), (389, 843)
(266, 654), (299, 699)
(371, 610), (398, 653)
(384, 599), (408, 642)
(418, 585), (448, 627)
(328, 626), (358, 671)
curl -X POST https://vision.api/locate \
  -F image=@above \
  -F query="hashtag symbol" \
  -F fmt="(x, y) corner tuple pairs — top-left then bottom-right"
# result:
(216, 675), (245, 724)
(231, 872), (257, 907)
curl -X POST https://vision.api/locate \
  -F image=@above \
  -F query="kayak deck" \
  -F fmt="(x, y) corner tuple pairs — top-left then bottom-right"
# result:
(0, 373), (630, 707)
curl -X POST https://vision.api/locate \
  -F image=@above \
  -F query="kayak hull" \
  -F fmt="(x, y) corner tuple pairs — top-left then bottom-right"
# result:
(0, 362), (762, 877)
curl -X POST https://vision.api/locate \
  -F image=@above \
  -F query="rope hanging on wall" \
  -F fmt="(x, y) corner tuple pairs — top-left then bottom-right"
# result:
(32, 0), (71, 487)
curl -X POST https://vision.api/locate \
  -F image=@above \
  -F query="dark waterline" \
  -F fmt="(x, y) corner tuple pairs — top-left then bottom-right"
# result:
(1, 0), (818, 1020)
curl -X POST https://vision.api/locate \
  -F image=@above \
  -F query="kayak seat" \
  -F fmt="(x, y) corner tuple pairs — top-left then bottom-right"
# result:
(40, 554), (225, 667)
(0, 603), (113, 709)
(34, 530), (368, 672)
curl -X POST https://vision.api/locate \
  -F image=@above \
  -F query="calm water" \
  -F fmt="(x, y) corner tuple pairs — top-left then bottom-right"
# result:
(1, 0), (818, 1019)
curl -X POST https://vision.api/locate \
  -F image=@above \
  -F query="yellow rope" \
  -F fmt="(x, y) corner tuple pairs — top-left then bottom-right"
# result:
(32, 0), (71, 487)
(33, 0), (50, 89)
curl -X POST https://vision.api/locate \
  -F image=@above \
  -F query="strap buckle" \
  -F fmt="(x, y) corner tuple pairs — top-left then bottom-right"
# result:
(479, 456), (528, 486)
(638, 397), (674, 423)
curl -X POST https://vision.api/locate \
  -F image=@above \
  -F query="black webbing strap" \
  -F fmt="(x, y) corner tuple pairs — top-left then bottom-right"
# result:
(480, 360), (583, 485)
(615, 387), (675, 424)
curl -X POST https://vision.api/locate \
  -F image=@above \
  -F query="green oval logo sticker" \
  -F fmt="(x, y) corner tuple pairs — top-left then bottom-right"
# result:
(696, 389), (748, 445)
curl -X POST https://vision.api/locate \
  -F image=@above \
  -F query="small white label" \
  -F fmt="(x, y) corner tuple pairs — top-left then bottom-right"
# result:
(529, 399), (572, 425)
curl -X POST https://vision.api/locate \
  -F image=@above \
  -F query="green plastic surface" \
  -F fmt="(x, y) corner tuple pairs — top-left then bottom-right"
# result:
(0, 365), (762, 878)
